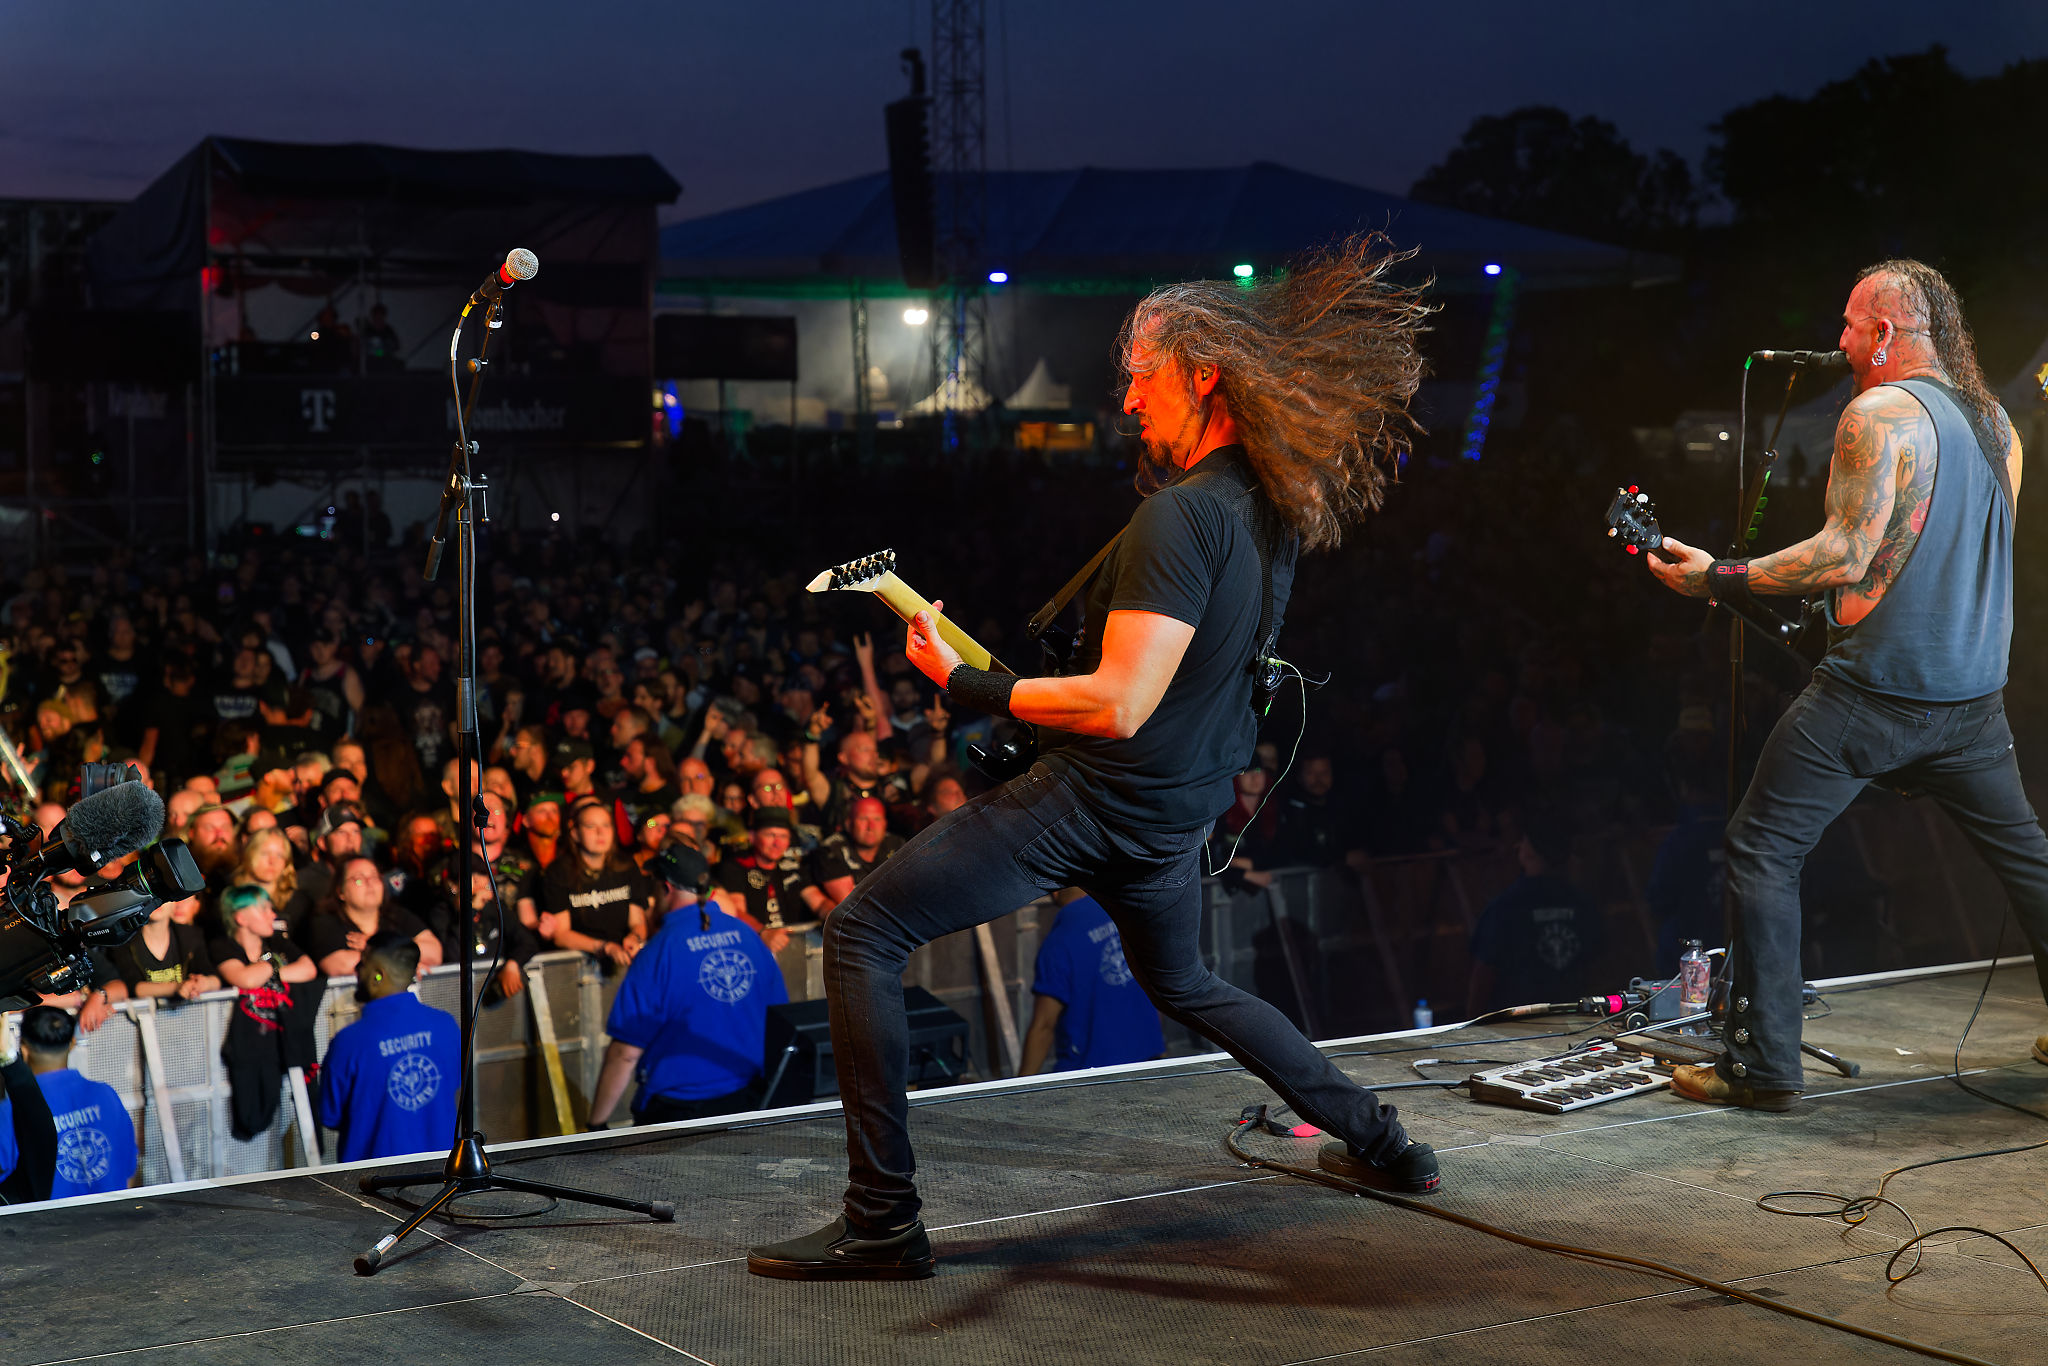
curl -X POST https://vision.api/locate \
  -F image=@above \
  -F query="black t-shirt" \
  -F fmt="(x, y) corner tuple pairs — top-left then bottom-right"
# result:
(143, 689), (213, 784)
(1041, 447), (1297, 831)
(392, 678), (455, 774)
(210, 677), (263, 724)
(112, 922), (216, 990)
(1469, 874), (1606, 1012)
(208, 931), (309, 974)
(821, 774), (888, 832)
(536, 860), (651, 947)
(713, 851), (812, 930)
(806, 833), (903, 893)
(298, 906), (432, 967)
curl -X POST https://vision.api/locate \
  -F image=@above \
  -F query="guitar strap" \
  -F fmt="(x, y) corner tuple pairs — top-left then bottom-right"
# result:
(1026, 532), (1123, 645)
(1025, 454), (1281, 664)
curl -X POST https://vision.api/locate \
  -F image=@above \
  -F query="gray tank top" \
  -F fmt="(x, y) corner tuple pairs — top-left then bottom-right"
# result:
(1815, 378), (2013, 701)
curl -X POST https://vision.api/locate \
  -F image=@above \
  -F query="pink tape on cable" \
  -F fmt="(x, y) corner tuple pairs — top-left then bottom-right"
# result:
(1289, 1124), (1322, 1137)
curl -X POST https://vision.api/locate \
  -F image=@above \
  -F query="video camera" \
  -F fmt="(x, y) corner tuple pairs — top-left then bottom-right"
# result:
(0, 779), (199, 1010)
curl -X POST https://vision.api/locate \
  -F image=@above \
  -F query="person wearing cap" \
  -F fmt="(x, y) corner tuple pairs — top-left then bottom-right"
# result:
(519, 789), (565, 871)
(588, 850), (787, 1127)
(536, 796), (654, 968)
(231, 753), (297, 820)
(0, 1006), (138, 1197)
(316, 931), (460, 1162)
(554, 737), (599, 808)
(710, 808), (812, 952)
(282, 800), (368, 933)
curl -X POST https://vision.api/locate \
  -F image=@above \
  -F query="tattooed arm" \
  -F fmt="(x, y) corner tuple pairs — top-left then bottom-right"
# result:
(1650, 387), (1922, 599)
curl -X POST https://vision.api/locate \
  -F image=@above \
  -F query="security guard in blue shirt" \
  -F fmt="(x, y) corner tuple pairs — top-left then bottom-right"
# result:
(1021, 889), (1166, 1074)
(0, 1006), (138, 1199)
(316, 932), (460, 1162)
(590, 846), (788, 1126)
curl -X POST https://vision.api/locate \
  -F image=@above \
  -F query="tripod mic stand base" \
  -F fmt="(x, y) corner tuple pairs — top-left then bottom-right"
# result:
(353, 1132), (675, 1275)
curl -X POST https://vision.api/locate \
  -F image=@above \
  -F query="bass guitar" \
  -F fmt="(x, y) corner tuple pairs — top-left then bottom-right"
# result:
(806, 550), (1041, 781)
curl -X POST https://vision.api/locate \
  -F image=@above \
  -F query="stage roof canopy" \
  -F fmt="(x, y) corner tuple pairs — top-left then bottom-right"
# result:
(89, 136), (680, 313)
(659, 162), (1679, 297)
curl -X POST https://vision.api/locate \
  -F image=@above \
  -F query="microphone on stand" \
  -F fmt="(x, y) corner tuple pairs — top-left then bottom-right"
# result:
(469, 248), (539, 308)
(1751, 348), (1849, 370)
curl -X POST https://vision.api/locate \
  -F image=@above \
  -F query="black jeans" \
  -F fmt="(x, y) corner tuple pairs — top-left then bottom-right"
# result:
(1722, 675), (2048, 1090)
(824, 761), (1405, 1230)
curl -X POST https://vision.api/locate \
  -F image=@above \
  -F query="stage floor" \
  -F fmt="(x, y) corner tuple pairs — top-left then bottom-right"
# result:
(5, 962), (2046, 1365)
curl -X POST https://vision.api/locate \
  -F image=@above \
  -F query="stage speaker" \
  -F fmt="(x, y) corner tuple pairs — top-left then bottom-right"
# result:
(884, 93), (936, 290)
(760, 987), (967, 1108)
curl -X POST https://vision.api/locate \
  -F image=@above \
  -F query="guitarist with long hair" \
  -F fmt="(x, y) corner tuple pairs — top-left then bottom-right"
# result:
(749, 238), (1439, 1281)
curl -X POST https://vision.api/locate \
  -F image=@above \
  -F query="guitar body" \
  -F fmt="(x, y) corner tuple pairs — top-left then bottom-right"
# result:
(807, 550), (1042, 784)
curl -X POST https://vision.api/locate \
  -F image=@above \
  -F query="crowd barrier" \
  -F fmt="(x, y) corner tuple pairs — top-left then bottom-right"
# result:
(33, 790), (2011, 1192)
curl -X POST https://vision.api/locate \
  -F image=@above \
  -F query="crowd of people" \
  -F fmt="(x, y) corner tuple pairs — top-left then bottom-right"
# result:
(3, 415), (1987, 1195)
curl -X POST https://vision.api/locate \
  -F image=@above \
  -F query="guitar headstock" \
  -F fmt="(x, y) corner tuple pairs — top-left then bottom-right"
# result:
(806, 549), (897, 593)
(1604, 485), (1664, 558)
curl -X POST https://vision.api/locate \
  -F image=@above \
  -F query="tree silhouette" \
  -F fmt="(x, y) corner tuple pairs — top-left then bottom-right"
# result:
(1410, 106), (1697, 248)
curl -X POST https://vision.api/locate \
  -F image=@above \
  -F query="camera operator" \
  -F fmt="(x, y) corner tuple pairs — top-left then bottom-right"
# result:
(0, 1021), (57, 1204)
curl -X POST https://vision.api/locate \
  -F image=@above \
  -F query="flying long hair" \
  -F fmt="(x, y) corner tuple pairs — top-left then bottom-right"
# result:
(1856, 258), (2004, 437)
(1118, 234), (1435, 551)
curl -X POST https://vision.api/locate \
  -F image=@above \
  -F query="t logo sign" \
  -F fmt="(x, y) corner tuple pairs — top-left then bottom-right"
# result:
(300, 388), (337, 434)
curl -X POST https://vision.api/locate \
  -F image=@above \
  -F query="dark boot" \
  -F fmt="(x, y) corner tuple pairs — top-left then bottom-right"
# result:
(1317, 1138), (1442, 1194)
(747, 1216), (935, 1281)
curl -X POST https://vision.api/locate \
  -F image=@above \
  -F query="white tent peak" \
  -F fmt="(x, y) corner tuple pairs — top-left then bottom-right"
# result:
(1006, 357), (1072, 410)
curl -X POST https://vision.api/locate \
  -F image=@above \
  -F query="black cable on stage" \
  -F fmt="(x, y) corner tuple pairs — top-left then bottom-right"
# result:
(1222, 1108), (2011, 1366)
(1753, 924), (2048, 1303)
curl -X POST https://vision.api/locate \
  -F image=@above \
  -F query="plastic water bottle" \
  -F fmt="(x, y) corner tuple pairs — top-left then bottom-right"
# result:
(1412, 999), (1434, 1029)
(1678, 940), (1711, 1025)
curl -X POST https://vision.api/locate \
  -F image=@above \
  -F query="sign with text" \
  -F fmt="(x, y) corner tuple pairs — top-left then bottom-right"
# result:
(214, 374), (648, 449)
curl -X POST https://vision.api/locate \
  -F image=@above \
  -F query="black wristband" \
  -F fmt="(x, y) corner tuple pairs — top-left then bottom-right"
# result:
(946, 665), (1019, 720)
(1708, 558), (1753, 600)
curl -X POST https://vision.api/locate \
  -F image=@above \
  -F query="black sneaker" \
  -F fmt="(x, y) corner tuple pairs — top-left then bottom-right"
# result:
(747, 1216), (936, 1281)
(1318, 1139), (1442, 1195)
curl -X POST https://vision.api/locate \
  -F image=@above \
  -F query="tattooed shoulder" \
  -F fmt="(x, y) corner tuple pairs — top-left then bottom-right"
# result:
(1838, 388), (1936, 618)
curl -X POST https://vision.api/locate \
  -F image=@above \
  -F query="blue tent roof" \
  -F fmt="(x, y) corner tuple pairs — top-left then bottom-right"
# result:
(660, 163), (1677, 293)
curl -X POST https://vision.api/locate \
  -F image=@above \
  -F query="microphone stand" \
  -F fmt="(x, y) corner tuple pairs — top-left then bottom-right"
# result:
(1705, 357), (1855, 1081)
(353, 286), (674, 1276)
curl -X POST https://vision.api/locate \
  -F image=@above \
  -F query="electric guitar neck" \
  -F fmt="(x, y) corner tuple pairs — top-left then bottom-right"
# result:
(806, 550), (1013, 675)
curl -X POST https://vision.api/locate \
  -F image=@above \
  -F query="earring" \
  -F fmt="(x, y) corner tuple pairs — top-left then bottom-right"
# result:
(1872, 347), (1888, 367)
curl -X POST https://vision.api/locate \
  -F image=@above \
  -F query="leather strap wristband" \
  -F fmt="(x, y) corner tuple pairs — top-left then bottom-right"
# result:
(946, 665), (1019, 720)
(1708, 558), (1754, 601)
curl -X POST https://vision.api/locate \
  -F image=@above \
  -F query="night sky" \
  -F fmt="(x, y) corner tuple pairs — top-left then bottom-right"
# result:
(4, 2), (2046, 221)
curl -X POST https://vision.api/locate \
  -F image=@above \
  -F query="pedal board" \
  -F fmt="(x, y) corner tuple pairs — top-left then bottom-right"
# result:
(1466, 1041), (1673, 1114)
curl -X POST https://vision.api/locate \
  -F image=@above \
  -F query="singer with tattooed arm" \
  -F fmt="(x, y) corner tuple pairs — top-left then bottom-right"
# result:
(1649, 259), (2048, 1109)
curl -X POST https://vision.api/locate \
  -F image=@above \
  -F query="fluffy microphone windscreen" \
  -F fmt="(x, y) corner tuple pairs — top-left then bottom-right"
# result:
(65, 782), (166, 865)
(504, 248), (539, 282)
